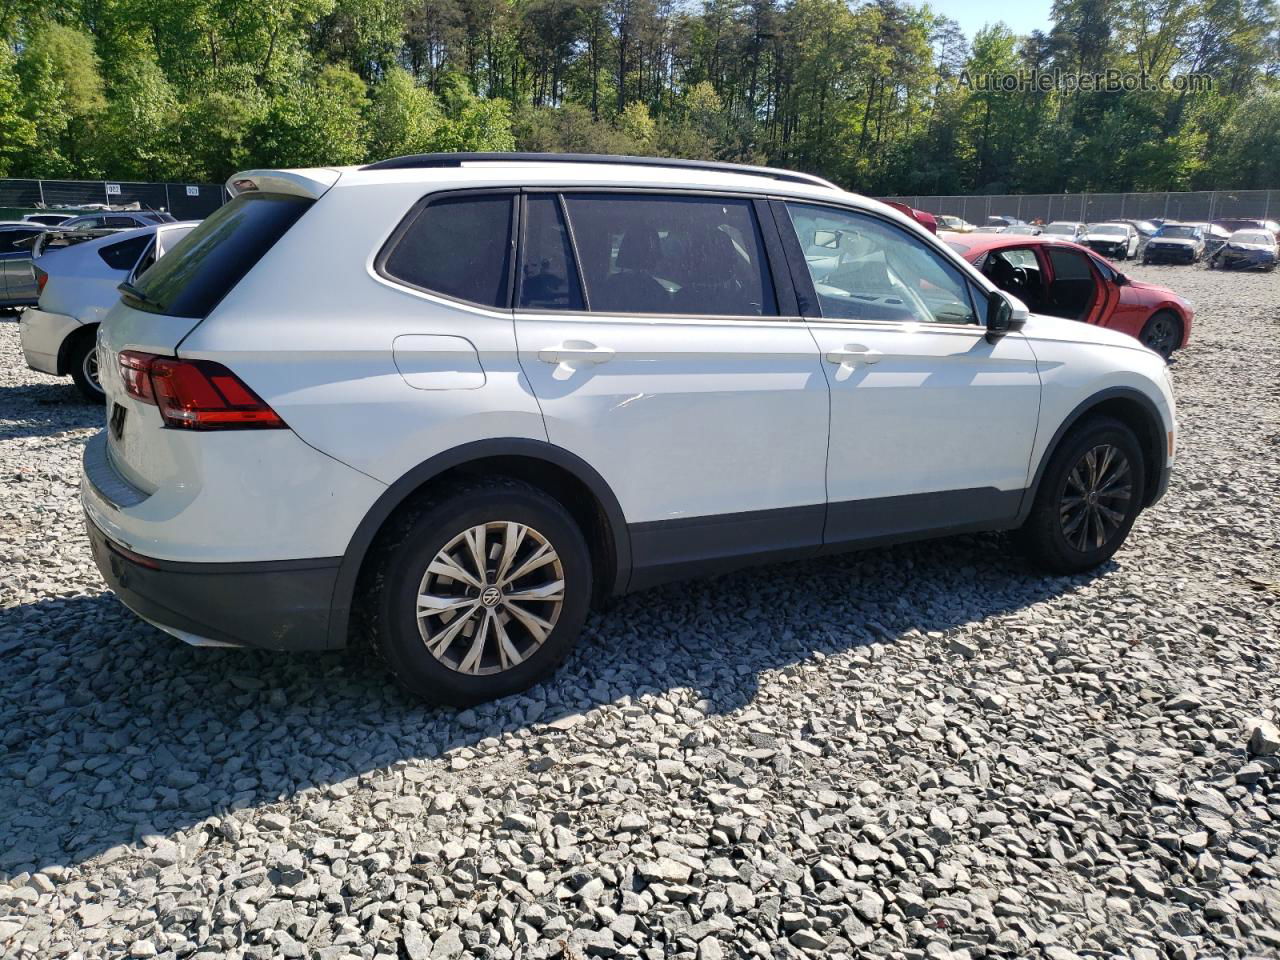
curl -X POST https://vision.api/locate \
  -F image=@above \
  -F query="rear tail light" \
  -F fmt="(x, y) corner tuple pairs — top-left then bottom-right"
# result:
(116, 350), (286, 430)
(34, 266), (48, 295)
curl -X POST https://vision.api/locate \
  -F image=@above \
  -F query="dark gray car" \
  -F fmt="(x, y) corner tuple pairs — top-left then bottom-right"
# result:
(0, 222), (52, 309)
(60, 211), (176, 231)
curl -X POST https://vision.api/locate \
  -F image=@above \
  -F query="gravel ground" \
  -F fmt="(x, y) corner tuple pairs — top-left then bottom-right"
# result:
(1, 264), (1279, 960)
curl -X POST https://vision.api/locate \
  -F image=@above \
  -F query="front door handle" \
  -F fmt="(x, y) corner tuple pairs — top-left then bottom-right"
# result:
(824, 346), (881, 365)
(538, 341), (615, 365)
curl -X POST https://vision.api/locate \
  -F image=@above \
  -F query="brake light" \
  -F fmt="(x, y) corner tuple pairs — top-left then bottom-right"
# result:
(115, 351), (286, 430)
(34, 266), (48, 295)
(119, 350), (156, 403)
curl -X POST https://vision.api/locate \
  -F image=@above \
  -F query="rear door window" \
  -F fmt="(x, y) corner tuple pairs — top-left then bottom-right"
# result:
(381, 193), (515, 309)
(125, 193), (313, 318)
(561, 193), (777, 317)
(518, 194), (583, 311)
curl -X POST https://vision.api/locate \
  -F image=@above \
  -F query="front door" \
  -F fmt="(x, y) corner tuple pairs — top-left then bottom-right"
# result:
(775, 200), (1042, 546)
(514, 191), (830, 587)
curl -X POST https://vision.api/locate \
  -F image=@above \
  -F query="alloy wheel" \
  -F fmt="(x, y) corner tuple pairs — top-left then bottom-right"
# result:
(416, 522), (565, 675)
(1142, 316), (1177, 358)
(1059, 444), (1132, 552)
(84, 346), (102, 394)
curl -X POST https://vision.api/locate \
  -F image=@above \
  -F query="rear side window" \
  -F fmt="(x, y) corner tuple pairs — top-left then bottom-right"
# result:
(127, 193), (313, 318)
(98, 235), (151, 270)
(562, 193), (776, 316)
(3, 228), (41, 249)
(382, 193), (514, 308)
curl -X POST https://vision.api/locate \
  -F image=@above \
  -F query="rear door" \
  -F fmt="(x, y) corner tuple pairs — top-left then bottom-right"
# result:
(514, 190), (830, 587)
(776, 200), (1041, 545)
(1042, 245), (1101, 322)
(0, 228), (42, 302)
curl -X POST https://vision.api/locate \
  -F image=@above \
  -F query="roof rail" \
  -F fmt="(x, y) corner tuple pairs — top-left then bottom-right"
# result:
(361, 152), (841, 190)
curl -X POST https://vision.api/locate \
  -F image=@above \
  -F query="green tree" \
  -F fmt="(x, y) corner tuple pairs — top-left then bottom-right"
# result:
(617, 99), (654, 149)
(367, 67), (442, 159)
(1214, 89), (1280, 188)
(0, 46), (35, 176)
(96, 49), (180, 179)
(251, 66), (369, 167)
(15, 24), (106, 176)
(431, 74), (515, 151)
(174, 67), (269, 181)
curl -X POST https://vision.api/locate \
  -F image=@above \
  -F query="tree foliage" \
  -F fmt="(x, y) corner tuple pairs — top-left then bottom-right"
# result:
(0, 0), (1276, 190)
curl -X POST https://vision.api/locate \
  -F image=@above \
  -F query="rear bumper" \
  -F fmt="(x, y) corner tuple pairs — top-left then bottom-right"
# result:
(86, 514), (341, 651)
(81, 432), (342, 650)
(19, 307), (82, 376)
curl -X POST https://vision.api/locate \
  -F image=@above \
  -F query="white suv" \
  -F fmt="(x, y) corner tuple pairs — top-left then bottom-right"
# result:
(82, 154), (1177, 705)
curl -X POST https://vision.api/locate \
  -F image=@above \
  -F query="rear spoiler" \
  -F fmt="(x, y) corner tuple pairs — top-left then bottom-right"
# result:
(29, 228), (122, 259)
(226, 168), (342, 200)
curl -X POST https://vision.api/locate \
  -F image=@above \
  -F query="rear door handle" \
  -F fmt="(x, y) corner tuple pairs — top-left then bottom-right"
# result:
(538, 341), (615, 365)
(824, 346), (881, 365)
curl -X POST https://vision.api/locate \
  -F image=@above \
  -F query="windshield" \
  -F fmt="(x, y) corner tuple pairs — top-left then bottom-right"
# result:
(1232, 231), (1271, 244)
(1155, 226), (1198, 240)
(126, 193), (312, 318)
(1042, 224), (1077, 235)
(1092, 225), (1126, 235)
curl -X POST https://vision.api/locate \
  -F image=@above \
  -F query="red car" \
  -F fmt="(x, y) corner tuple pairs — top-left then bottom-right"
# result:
(942, 232), (1193, 359)
(884, 200), (938, 234)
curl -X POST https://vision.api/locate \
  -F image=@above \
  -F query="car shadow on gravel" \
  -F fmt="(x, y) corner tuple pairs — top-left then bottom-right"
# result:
(0, 383), (102, 440)
(0, 533), (1093, 876)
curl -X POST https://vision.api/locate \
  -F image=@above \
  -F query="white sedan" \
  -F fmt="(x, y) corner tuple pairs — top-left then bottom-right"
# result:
(19, 222), (195, 400)
(1083, 222), (1141, 260)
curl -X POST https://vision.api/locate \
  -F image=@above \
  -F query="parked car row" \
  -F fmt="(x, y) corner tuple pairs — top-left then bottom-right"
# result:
(935, 211), (1277, 270)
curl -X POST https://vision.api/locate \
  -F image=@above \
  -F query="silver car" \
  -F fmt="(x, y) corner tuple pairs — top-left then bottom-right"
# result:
(0, 222), (53, 309)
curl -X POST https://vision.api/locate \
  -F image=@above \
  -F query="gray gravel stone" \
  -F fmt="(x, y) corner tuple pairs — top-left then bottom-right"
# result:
(0, 268), (1278, 959)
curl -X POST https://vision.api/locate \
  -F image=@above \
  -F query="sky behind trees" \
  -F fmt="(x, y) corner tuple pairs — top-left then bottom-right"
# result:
(1, 0), (1277, 195)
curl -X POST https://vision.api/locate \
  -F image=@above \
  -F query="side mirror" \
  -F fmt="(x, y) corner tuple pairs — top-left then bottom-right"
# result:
(1114, 272), (1129, 286)
(985, 289), (1028, 344)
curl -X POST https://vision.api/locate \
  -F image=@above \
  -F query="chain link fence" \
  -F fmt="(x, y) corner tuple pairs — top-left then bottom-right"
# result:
(877, 189), (1280, 225)
(0, 178), (227, 221)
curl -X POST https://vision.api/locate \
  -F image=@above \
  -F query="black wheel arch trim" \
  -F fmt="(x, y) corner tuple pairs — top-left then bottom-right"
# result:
(1016, 385), (1168, 524)
(326, 438), (632, 649)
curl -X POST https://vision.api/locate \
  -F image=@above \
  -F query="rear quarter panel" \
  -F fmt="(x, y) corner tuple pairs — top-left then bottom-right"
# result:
(175, 179), (547, 487)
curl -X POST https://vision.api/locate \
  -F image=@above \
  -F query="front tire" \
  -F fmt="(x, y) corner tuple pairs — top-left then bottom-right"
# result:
(367, 478), (592, 705)
(67, 330), (104, 403)
(1016, 417), (1146, 574)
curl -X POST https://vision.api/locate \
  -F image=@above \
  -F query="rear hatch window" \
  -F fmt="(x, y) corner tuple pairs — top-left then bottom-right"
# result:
(123, 192), (312, 318)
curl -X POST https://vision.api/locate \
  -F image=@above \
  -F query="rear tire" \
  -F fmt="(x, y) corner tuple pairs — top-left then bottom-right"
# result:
(1016, 417), (1146, 574)
(1139, 311), (1182, 360)
(366, 477), (592, 706)
(67, 330), (104, 403)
